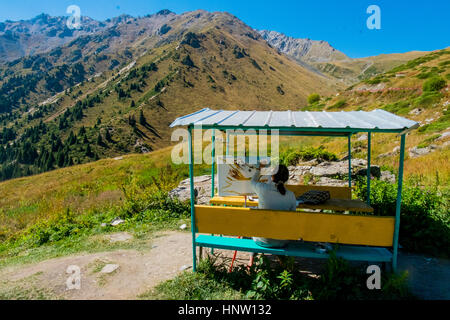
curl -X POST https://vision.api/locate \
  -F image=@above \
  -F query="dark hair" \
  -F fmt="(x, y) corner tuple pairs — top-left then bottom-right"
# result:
(273, 165), (289, 195)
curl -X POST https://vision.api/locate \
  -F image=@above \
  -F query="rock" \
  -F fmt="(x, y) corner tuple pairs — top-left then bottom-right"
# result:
(108, 232), (133, 243)
(409, 108), (423, 116)
(409, 146), (433, 158)
(101, 223), (108, 227)
(380, 171), (396, 183)
(437, 132), (450, 141)
(110, 218), (125, 226)
(179, 224), (187, 230)
(355, 166), (381, 179)
(313, 177), (348, 187)
(180, 265), (192, 271)
(357, 134), (368, 141)
(424, 118), (435, 124)
(377, 146), (401, 159)
(114, 156), (123, 161)
(101, 264), (119, 274)
(310, 159), (367, 177)
(169, 175), (217, 205)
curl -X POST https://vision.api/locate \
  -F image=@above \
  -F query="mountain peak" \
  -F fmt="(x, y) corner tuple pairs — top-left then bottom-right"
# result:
(156, 9), (175, 16)
(259, 30), (348, 64)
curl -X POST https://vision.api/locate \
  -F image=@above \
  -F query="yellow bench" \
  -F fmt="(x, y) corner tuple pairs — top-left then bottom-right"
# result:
(194, 205), (395, 263)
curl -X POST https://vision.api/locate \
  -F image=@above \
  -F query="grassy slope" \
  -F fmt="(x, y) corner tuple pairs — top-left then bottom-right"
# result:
(314, 51), (428, 84)
(297, 48), (450, 186)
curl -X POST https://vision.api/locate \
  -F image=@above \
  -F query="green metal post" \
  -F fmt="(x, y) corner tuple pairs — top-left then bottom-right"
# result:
(211, 129), (216, 198)
(348, 134), (352, 188)
(188, 126), (197, 272)
(392, 134), (406, 272)
(367, 133), (371, 206)
(211, 129), (216, 255)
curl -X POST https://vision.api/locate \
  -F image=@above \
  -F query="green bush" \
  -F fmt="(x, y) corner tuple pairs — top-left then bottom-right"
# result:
(149, 253), (414, 300)
(280, 146), (338, 166)
(423, 76), (447, 92)
(307, 93), (320, 105)
(328, 99), (347, 110)
(355, 179), (450, 257)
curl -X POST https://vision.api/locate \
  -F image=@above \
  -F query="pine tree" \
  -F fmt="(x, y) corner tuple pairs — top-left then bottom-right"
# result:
(139, 109), (146, 125)
(105, 129), (111, 142)
(85, 144), (93, 157)
(97, 133), (103, 146)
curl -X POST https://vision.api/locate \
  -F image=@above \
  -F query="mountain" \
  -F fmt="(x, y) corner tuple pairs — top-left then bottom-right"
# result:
(0, 10), (339, 182)
(0, 13), (114, 63)
(259, 30), (349, 64)
(314, 48), (449, 185)
(260, 30), (428, 84)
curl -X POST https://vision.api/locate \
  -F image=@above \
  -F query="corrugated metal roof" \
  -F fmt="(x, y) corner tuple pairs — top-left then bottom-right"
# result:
(169, 108), (419, 133)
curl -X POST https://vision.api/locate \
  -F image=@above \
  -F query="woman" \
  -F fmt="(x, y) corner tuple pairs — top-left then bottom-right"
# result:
(250, 163), (297, 248)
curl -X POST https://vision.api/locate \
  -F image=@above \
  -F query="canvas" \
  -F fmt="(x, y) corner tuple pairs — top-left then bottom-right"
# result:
(217, 156), (272, 197)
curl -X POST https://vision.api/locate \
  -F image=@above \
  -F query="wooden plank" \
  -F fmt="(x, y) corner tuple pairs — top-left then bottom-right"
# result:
(210, 196), (259, 207)
(286, 185), (352, 199)
(196, 235), (393, 262)
(297, 199), (374, 213)
(210, 185), (352, 207)
(210, 197), (372, 212)
(195, 205), (395, 247)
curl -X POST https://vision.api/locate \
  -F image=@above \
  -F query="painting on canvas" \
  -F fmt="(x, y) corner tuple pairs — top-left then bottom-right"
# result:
(217, 156), (271, 197)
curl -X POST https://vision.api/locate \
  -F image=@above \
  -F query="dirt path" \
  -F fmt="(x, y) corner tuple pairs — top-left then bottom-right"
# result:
(0, 231), (192, 300)
(1, 231), (448, 300)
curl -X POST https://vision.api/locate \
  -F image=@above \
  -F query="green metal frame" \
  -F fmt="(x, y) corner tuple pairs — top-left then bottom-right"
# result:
(188, 124), (407, 272)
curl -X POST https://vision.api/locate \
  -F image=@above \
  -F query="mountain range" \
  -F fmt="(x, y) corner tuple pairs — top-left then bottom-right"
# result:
(0, 9), (445, 183)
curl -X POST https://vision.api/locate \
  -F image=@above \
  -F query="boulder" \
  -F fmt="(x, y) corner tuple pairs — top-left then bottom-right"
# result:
(409, 145), (438, 158)
(380, 171), (396, 183)
(101, 264), (119, 274)
(169, 175), (217, 205)
(355, 166), (381, 179)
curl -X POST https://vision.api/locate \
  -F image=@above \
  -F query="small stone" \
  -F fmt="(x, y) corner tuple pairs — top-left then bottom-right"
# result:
(437, 132), (450, 141)
(114, 156), (124, 161)
(180, 265), (192, 271)
(357, 134), (368, 141)
(409, 108), (423, 116)
(108, 232), (133, 243)
(101, 264), (119, 274)
(110, 218), (125, 226)
(179, 224), (187, 230)
(101, 223), (108, 227)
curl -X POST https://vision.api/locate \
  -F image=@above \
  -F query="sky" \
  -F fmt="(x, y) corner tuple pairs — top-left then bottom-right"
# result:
(0, 0), (449, 58)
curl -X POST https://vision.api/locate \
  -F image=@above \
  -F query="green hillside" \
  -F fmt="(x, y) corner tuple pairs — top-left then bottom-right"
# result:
(0, 10), (338, 182)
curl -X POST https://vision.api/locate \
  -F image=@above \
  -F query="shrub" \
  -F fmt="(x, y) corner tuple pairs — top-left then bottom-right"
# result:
(423, 76), (446, 92)
(280, 146), (338, 166)
(328, 99), (347, 110)
(355, 179), (450, 257)
(149, 253), (414, 300)
(308, 93), (320, 105)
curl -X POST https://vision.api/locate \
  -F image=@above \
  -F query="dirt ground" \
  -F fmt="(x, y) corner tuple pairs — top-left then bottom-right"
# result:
(0, 231), (448, 300)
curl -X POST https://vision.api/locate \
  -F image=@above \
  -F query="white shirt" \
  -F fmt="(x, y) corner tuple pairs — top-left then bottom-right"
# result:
(250, 169), (297, 211)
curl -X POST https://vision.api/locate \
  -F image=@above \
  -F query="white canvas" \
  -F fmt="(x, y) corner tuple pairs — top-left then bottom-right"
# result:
(217, 156), (271, 197)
